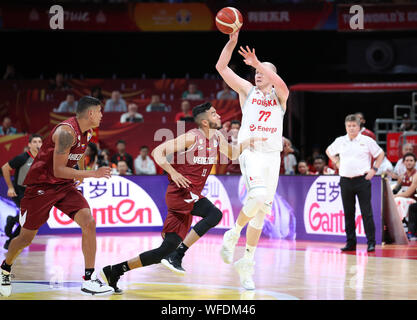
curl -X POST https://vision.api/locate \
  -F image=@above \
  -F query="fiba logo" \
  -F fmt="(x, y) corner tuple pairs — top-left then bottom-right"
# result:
(176, 9), (191, 24)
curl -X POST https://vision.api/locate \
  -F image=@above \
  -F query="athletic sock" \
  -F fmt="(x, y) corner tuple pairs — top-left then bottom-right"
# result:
(232, 222), (243, 235)
(244, 244), (256, 260)
(84, 268), (95, 281)
(1, 260), (11, 273)
(113, 261), (130, 276)
(176, 243), (189, 258)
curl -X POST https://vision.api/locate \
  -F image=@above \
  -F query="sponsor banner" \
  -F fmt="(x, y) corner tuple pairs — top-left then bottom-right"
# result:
(242, 3), (336, 31)
(0, 175), (382, 243)
(338, 4), (417, 31)
(133, 3), (213, 31)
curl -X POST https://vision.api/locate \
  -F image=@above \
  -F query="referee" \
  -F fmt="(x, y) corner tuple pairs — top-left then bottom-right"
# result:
(1, 134), (42, 249)
(326, 114), (384, 252)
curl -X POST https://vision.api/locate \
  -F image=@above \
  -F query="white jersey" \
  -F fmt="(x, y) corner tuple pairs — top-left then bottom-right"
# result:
(238, 86), (285, 152)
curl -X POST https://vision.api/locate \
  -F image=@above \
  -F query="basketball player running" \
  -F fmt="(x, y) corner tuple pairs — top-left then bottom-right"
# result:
(0, 96), (114, 297)
(216, 31), (289, 290)
(101, 102), (264, 294)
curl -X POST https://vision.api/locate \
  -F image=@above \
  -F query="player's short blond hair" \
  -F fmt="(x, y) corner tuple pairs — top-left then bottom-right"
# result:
(261, 62), (277, 73)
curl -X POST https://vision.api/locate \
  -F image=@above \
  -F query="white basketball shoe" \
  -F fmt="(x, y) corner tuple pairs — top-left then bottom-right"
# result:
(0, 269), (12, 297)
(234, 257), (255, 290)
(220, 229), (240, 264)
(81, 272), (114, 296)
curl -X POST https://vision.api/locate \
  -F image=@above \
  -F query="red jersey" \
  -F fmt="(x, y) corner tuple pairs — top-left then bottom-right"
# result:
(24, 117), (93, 186)
(361, 127), (376, 140)
(401, 169), (416, 188)
(168, 128), (220, 196)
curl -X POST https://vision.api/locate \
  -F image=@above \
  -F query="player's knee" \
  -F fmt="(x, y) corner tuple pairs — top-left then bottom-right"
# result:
(208, 207), (223, 227)
(249, 210), (266, 230)
(193, 206), (222, 237)
(243, 192), (267, 218)
(140, 233), (181, 267)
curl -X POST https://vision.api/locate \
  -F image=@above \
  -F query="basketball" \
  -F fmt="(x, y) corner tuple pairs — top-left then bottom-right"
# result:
(215, 7), (243, 34)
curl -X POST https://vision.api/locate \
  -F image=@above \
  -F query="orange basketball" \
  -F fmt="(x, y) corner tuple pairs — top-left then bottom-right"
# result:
(215, 7), (243, 34)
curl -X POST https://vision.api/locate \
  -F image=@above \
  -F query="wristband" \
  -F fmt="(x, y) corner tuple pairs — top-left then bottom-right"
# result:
(372, 167), (379, 172)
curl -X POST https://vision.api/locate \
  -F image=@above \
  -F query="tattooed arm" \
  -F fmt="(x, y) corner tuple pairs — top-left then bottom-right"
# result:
(52, 125), (111, 180)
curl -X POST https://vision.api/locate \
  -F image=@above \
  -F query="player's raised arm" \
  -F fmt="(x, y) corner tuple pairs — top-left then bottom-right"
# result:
(218, 132), (266, 160)
(151, 133), (195, 188)
(238, 46), (289, 108)
(53, 125), (111, 180)
(215, 31), (253, 98)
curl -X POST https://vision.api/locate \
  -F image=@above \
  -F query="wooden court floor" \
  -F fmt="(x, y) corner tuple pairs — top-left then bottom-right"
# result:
(1, 232), (417, 300)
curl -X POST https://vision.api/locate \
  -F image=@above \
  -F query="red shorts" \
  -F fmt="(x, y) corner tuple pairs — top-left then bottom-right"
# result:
(162, 184), (200, 240)
(19, 183), (90, 230)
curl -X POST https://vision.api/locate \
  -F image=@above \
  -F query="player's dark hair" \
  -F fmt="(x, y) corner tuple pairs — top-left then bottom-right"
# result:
(403, 152), (416, 162)
(28, 133), (42, 143)
(140, 145), (149, 150)
(76, 96), (101, 116)
(231, 120), (241, 127)
(193, 102), (212, 125)
(313, 154), (327, 162)
(116, 140), (126, 146)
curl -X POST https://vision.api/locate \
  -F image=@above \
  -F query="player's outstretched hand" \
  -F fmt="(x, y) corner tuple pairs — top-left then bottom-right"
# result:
(238, 46), (260, 68)
(171, 171), (192, 189)
(94, 166), (112, 179)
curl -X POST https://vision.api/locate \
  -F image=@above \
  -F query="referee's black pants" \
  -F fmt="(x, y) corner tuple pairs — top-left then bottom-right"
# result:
(340, 175), (375, 246)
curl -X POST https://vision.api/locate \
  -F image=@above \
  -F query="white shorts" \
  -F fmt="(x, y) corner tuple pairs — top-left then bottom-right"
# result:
(239, 149), (281, 204)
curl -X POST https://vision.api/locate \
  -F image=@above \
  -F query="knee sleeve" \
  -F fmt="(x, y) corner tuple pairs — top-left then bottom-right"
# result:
(242, 189), (268, 218)
(192, 198), (223, 237)
(139, 232), (181, 267)
(249, 210), (267, 230)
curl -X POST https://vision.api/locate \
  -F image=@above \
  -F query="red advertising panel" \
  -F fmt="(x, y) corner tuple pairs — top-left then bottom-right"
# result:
(338, 4), (417, 31)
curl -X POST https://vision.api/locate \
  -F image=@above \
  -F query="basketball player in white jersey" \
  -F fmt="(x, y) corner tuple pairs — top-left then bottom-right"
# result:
(215, 31), (289, 290)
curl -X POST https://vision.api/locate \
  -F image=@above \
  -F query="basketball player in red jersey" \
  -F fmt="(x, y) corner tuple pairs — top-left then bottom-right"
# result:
(0, 96), (114, 297)
(101, 102), (264, 294)
(394, 153), (417, 200)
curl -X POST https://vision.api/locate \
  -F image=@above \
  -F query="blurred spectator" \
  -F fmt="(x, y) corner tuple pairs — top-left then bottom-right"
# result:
(283, 139), (297, 174)
(146, 94), (169, 112)
(3, 64), (18, 80)
(134, 146), (156, 175)
(56, 93), (78, 113)
(49, 72), (71, 91)
(175, 100), (193, 122)
(97, 148), (111, 168)
(182, 83), (203, 100)
(225, 120), (241, 175)
(113, 160), (132, 176)
(387, 143), (417, 180)
(376, 155), (394, 178)
(120, 103), (144, 123)
(111, 140), (134, 173)
(297, 160), (310, 175)
(216, 80), (237, 100)
(104, 90), (127, 112)
(91, 87), (104, 101)
(312, 154), (335, 175)
(355, 112), (376, 140)
(84, 142), (98, 170)
(0, 117), (17, 135)
(399, 113), (415, 131)
(280, 137), (293, 175)
(306, 145), (321, 173)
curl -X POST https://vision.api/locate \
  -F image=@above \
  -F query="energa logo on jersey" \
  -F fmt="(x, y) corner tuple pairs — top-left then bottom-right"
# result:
(47, 176), (163, 229)
(191, 175), (234, 229)
(303, 176), (365, 237)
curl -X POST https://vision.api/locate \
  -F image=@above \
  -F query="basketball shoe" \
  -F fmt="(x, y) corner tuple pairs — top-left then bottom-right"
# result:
(220, 229), (240, 264)
(0, 269), (11, 297)
(81, 272), (114, 296)
(161, 252), (186, 275)
(100, 265), (123, 294)
(234, 257), (255, 290)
